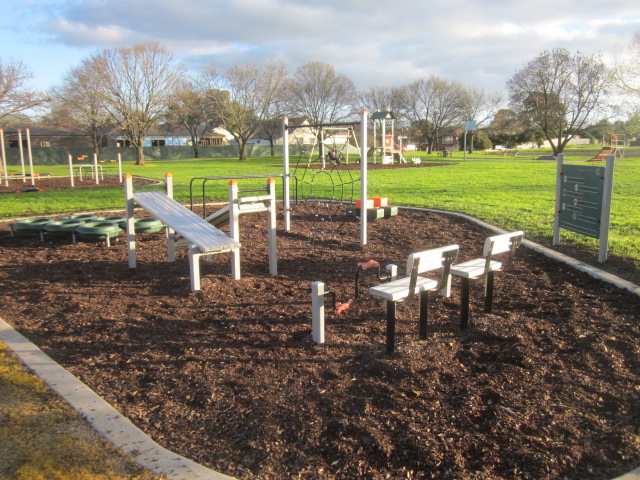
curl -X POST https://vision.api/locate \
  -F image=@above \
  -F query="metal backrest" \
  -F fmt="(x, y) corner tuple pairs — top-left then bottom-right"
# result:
(405, 244), (459, 300)
(482, 231), (524, 272)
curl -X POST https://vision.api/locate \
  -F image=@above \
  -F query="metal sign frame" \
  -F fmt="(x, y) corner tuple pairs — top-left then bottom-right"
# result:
(553, 153), (615, 263)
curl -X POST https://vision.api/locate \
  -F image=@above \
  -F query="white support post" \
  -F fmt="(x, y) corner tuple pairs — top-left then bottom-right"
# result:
(93, 152), (99, 185)
(360, 110), (368, 246)
(67, 154), (74, 187)
(386, 264), (398, 281)
(18, 129), (25, 183)
(1, 128), (8, 187)
(320, 128), (326, 170)
(165, 173), (177, 262)
(228, 180), (241, 279)
(124, 174), (137, 268)
(117, 152), (122, 182)
(267, 178), (278, 276)
(552, 153), (564, 246)
(599, 154), (615, 263)
(26, 128), (35, 186)
(282, 116), (291, 231)
(189, 245), (202, 291)
(311, 281), (325, 344)
(372, 121), (377, 164)
(381, 118), (386, 162)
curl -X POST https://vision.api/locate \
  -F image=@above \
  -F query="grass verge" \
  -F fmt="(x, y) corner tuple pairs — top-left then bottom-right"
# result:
(0, 340), (165, 480)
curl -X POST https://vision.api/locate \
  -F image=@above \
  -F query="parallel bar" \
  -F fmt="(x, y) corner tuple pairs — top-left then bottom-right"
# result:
(285, 122), (359, 129)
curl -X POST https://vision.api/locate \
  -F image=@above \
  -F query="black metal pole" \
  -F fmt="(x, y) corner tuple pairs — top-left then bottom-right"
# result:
(460, 278), (470, 329)
(484, 271), (495, 313)
(419, 291), (429, 340)
(386, 300), (396, 354)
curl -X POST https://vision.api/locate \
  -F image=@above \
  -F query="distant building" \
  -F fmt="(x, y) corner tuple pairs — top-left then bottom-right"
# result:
(2, 126), (94, 148)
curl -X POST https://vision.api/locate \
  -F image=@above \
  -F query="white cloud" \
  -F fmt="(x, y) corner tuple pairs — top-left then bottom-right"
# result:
(1, 0), (639, 93)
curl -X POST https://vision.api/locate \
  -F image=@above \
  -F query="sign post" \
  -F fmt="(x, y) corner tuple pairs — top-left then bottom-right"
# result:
(463, 120), (476, 161)
(553, 153), (615, 262)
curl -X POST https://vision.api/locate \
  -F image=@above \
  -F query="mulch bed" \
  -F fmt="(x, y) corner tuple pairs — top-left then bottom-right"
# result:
(0, 178), (639, 480)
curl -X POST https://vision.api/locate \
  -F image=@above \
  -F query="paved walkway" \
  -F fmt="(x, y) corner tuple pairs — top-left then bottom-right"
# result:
(1, 208), (638, 479)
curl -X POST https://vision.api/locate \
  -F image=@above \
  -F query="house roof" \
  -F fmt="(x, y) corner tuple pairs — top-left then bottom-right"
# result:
(1, 126), (90, 138)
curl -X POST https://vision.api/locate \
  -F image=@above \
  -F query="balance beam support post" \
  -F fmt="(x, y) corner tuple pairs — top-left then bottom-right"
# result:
(124, 174), (136, 268)
(311, 281), (325, 344)
(228, 180), (241, 279)
(267, 178), (278, 276)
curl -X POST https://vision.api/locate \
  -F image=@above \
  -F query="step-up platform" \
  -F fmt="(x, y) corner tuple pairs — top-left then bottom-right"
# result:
(346, 197), (398, 219)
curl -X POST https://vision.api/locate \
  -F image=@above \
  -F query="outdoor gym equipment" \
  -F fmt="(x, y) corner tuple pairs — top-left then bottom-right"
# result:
(125, 173), (241, 292)
(9, 218), (53, 239)
(117, 217), (164, 234)
(450, 232), (523, 329)
(193, 178), (278, 277)
(74, 221), (122, 247)
(284, 117), (366, 243)
(310, 259), (397, 344)
(43, 219), (85, 239)
(370, 245), (459, 354)
(282, 112), (369, 245)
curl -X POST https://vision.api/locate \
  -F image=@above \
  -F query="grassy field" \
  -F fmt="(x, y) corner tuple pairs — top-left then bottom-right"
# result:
(2, 152), (638, 283)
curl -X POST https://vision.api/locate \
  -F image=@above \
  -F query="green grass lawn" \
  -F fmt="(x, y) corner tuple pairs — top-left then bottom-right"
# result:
(2, 154), (638, 284)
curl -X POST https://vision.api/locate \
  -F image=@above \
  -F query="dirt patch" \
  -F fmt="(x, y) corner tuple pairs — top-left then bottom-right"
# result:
(0, 202), (639, 480)
(0, 175), (159, 194)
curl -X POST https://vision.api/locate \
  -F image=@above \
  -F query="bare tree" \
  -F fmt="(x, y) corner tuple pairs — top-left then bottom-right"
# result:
(165, 75), (227, 158)
(358, 85), (404, 114)
(206, 59), (288, 161)
(89, 42), (184, 165)
(47, 59), (111, 153)
(460, 87), (503, 152)
(507, 48), (611, 155)
(287, 61), (356, 124)
(400, 75), (467, 152)
(0, 57), (48, 124)
(614, 29), (640, 99)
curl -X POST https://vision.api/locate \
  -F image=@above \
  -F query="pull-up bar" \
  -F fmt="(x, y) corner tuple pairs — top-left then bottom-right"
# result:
(285, 121), (360, 130)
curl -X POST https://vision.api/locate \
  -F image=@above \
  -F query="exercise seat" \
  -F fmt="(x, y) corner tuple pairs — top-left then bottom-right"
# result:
(450, 231), (524, 329)
(369, 244), (459, 353)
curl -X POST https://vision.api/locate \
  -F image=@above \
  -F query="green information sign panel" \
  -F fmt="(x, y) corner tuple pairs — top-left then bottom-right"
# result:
(559, 164), (604, 239)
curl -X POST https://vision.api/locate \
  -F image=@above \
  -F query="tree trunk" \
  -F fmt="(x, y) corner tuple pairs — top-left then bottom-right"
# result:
(193, 145), (200, 158)
(238, 140), (248, 161)
(269, 139), (275, 157)
(92, 132), (102, 156)
(136, 144), (145, 166)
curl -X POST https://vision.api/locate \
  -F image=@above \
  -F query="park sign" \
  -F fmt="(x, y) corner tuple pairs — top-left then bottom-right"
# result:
(553, 153), (615, 263)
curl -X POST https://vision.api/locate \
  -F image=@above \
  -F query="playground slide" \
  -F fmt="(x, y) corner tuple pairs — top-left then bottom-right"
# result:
(589, 147), (617, 162)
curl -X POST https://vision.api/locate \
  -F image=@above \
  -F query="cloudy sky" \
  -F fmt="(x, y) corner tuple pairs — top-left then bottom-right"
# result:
(3, 0), (639, 97)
